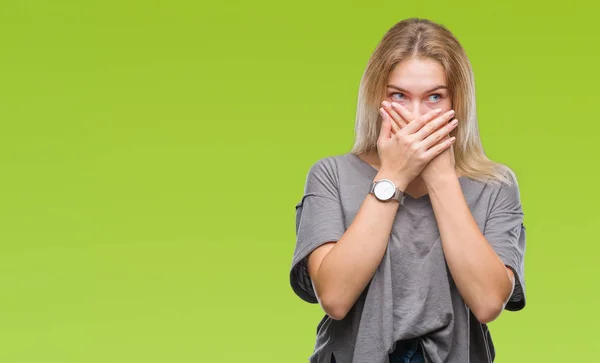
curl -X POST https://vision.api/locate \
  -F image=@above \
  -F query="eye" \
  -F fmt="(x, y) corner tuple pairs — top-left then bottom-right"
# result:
(428, 93), (442, 102)
(391, 93), (406, 101)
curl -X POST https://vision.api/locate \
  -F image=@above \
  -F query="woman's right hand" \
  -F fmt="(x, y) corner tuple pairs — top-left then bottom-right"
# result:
(376, 104), (457, 187)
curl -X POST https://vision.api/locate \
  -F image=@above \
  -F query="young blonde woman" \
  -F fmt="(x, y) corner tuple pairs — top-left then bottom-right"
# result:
(290, 18), (526, 363)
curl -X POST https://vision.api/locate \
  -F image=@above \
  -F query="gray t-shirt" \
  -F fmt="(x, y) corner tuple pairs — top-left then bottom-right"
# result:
(290, 152), (526, 363)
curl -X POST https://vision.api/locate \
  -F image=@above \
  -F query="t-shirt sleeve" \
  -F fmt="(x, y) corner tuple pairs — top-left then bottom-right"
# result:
(289, 158), (346, 304)
(483, 172), (527, 311)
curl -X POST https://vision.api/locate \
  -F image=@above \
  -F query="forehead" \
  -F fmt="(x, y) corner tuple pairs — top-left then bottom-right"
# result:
(387, 57), (447, 90)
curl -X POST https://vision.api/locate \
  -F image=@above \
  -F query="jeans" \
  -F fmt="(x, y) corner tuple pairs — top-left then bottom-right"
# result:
(330, 338), (425, 363)
(388, 338), (425, 363)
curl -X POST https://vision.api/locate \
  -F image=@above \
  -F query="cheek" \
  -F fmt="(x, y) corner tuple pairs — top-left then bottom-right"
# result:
(436, 98), (452, 112)
(422, 97), (451, 112)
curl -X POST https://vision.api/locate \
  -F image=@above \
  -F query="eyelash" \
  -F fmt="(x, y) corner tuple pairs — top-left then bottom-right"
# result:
(391, 93), (444, 102)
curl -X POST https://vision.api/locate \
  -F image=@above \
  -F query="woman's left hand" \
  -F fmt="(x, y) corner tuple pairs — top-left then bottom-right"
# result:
(384, 101), (458, 185)
(420, 134), (456, 186)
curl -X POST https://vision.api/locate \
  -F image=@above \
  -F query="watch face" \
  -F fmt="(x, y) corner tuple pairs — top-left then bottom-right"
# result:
(374, 180), (395, 200)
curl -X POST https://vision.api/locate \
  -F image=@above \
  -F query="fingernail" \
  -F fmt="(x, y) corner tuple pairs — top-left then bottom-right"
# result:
(391, 102), (399, 108)
(435, 108), (442, 113)
(451, 119), (458, 125)
(382, 101), (390, 108)
(448, 109), (455, 116)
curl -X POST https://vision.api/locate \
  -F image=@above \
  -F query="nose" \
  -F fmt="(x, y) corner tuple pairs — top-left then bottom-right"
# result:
(405, 102), (425, 118)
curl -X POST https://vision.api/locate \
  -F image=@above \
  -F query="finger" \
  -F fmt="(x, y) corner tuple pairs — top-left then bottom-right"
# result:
(390, 103), (414, 128)
(391, 113), (406, 131)
(380, 108), (400, 134)
(414, 109), (455, 141)
(392, 116), (406, 133)
(399, 106), (444, 136)
(378, 108), (392, 140)
(421, 107), (446, 123)
(422, 136), (456, 160)
(420, 118), (458, 150)
(383, 102), (408, 128)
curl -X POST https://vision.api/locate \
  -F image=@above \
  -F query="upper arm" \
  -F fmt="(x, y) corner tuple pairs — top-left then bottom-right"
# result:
(483, 173), (527, 311)
(505, 266), (515, 284)
(307, 242), (336, 300)
(289, 158), (346, 304)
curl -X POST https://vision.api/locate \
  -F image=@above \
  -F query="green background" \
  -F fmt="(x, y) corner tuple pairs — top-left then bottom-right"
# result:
(0, 0), (598, 362)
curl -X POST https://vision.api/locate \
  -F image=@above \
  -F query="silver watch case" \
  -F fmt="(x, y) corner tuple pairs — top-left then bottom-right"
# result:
(369, 179), (405, 204)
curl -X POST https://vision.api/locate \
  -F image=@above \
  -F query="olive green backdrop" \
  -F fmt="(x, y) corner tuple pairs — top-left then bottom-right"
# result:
(0, 0), (598, 362)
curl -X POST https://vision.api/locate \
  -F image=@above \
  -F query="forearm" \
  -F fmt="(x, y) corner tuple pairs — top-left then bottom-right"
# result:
(427, 174), (514, 323)
(316, 171), (408, 320)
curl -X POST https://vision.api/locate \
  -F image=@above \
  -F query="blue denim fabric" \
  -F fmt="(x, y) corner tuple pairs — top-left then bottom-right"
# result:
(330, 339), (424, 363)
(388, 339), (425, 363)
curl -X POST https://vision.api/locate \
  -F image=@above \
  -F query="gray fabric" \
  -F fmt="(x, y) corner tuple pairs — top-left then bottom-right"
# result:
(290, 152), (526, 363)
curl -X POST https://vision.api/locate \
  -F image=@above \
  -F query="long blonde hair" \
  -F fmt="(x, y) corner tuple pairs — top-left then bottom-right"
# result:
(351, 18), (515, 185)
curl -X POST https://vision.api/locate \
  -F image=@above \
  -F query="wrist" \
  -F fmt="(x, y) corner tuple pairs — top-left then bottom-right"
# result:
(375, 170), (410, 192)
(424, 170), (458, 189)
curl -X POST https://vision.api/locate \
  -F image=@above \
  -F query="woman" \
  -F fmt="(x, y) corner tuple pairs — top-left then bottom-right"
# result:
(290, 18), (526, 363)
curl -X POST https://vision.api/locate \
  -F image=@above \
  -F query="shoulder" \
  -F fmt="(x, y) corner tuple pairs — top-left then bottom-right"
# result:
(461, 165), (520, 197)
(303, 153), (350, 179)
(311, 152), (350, 168)
(458, 166), (523, 217)
(299, 153), (352, 196)
(486, 166), (522, 206)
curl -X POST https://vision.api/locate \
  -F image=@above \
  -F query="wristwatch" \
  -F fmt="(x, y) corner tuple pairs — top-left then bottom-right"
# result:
(369, 179), (406, 204)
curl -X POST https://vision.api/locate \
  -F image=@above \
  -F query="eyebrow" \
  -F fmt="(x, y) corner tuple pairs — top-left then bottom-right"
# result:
(386, 84), (448, 94)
